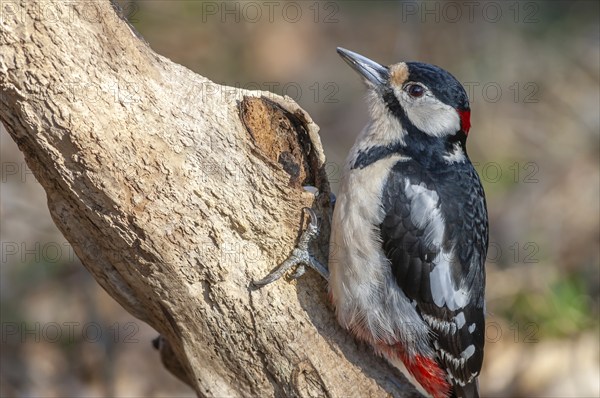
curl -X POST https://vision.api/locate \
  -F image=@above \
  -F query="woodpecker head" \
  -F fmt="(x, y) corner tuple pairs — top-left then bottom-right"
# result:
(337, 48), (471, 163)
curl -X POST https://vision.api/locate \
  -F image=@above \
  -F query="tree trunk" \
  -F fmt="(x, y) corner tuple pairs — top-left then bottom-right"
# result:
(0, 1), (416, 396)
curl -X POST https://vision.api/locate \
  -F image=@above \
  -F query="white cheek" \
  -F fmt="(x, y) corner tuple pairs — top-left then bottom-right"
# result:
(397, 90), (461, 136)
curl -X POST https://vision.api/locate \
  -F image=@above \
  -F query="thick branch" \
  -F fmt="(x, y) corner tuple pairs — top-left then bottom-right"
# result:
(0, 1), (416, 396)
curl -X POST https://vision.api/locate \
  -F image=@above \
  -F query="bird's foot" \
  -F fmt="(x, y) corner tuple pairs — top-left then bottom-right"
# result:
(252, 207), (329, 288)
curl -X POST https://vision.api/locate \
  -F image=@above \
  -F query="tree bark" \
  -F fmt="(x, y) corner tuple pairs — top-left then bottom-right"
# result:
(0, 1), (416, 396)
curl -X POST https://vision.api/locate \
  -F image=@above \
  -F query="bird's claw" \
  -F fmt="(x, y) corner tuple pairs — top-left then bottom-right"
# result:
(291, 264), (306, 279)
(252, 207), (328, 288)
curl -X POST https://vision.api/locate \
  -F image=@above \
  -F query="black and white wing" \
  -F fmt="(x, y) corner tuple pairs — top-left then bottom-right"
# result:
(379, 159), (488, 395)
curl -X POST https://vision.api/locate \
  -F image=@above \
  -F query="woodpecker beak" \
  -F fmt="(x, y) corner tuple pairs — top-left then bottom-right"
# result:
(337, 47), (389, 86)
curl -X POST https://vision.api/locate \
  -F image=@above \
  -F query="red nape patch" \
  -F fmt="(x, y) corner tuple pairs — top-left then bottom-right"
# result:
(402, 353), (451, 398)
(458, 109), (471, 135)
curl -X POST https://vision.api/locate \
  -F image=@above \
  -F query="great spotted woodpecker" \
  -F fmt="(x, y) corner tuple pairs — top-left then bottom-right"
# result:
(254, 48), (488, 398)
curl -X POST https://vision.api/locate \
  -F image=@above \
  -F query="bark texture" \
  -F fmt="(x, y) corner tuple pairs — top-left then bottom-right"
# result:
(0, 1), (416, 396)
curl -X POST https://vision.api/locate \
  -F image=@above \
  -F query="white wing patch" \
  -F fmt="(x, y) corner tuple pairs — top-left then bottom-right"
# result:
(443, 142), (466, 163)
(403, 180), (444, 247)
(454, 312), (466, 328)
(468, 323), (476, 333)
(430, 256), (470, 311)
(461, 344), (475, 360)
(403, 181), (471, 311)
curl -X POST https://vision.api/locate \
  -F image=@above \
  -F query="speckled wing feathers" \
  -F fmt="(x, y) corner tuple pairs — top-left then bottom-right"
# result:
(379, 159), (487, 393)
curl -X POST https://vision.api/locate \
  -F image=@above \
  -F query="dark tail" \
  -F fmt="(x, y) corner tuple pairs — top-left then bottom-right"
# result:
(451, 380), (479, 398)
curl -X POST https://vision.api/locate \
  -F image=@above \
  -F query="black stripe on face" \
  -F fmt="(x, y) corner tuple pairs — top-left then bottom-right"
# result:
(381, 89), (442, 158)
(349, 89), (411, 170)
(352, 142), (406, 170)
(351, 89), (433, 170)
(382, 88), (406, 121)
(381, 88), (427, 139)
(351, 87), (467, 170)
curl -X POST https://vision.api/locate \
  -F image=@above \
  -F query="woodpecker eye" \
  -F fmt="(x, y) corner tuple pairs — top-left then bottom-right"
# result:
(405, 83), (425, 98)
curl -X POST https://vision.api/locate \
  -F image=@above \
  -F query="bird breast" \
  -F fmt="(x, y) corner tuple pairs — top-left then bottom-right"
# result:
(328, 155), (431, 351)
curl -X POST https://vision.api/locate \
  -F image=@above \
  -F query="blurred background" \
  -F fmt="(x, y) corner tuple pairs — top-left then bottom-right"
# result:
(1, 1), (598, 396)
